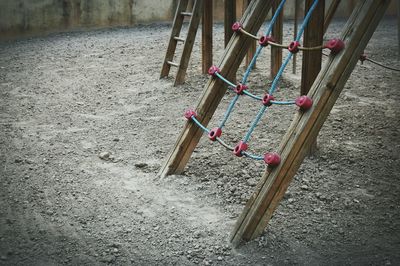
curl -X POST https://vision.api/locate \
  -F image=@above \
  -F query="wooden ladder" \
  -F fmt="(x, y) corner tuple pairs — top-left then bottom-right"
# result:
(160, 0), (203, 86)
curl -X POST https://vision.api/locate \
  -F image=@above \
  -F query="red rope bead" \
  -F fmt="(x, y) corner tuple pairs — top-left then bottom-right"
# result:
(288, 41), (300, 54)
(231, 22), (242, 32)
(208, 127), (222, 141)
(184, 109), (197, 120)
(233, 141), (248, 157)
(259, 35), (275, 47)
(234, 83), (248, 95)
(208, 65), (220, 76)
(324, 38), (345, 54)
(264, 152), (281, 166)
(295, 95), (313, 111)
(262, 94), (275, 106)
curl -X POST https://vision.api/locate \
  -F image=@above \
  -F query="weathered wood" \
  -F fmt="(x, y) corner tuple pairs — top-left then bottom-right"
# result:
(398, 0), (400, 60)
(231, 0), (390, 246)
(175, 0), (203, 85)
(301, 0), (325, 154)
(292, 0), (300, 74)
(270, 0), (283, 78)
(324, 0), (341, 33)
(224, 0), (236, 47)
(202, 0), (213, 74)
(160, 0), (190, 78)
(159, 0), (275, 177)
(243, 0), (256, 68)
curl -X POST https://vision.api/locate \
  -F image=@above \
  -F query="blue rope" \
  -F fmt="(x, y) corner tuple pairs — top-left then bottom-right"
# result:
(241, 0), (287, 85)
(215, 72), (236, 87)
(243, 90), (263, 101)
(216, 0), (287, 132)
(243, 0), (319, 143)
(219, 95), (239, 128)
(271, 100), (296, 105)
(243, 152), (264, 161)
(191, 116), (210, 133)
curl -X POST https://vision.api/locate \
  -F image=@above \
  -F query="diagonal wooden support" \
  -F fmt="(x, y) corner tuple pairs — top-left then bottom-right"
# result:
(231, 0), (390, 247)
(158, 0), (275, 177)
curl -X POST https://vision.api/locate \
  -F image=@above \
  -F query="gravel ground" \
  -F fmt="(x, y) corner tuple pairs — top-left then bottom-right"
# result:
(0, 17), (399, 265)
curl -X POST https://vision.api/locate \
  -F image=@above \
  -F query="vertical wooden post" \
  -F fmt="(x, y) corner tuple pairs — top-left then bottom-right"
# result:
(300, 0), (325, 155)
(244, 0), (256, 68)
(398, 0), (400, 60)
(231, 0), (390, 246)
(292, 0), (300, 74)
(202, 0), (213, 74)
(159, 0), (275, 177)
(270, 0), (284, 78)
(324, 0), (341, 33)
(224, 0), (236, 47)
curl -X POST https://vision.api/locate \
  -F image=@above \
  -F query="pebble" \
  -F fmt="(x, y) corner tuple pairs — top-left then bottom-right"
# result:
(98, 151), (111, 160)
(135, 162), (148, 168)
(300, 185), (309, 190)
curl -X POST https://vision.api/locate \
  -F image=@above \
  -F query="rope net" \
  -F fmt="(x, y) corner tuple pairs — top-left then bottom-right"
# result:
(185, 0), (345, 167)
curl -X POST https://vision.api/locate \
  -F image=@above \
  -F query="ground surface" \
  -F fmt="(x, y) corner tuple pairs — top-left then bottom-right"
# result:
(0, 18), (399, 265)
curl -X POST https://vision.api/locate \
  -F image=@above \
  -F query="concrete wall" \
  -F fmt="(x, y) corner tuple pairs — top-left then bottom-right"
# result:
(0, 0), (397, 40)
(0, 0), (178, 40)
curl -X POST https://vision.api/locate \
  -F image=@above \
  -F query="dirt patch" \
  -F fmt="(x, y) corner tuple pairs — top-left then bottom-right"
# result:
(0, 18), (399, 265)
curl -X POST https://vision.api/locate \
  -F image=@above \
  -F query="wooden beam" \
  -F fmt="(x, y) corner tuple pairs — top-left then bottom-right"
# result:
(231, 0), (390, 246)
(292, 0), (300, 74)
(224, 0), (237, 47)
(300, 0), (325, 154)
(159, 0), (275, 177)
(243, 0), (256, 68)
(398, 0), (400, 60)
(324, 0), (341, 33)
(175, 0), (203, 85)
(202, 0), (213, 74)
(270, 0), (284, 78)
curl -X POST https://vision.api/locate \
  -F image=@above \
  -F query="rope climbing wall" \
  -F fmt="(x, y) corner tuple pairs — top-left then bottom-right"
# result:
(184, 0), (344, 167)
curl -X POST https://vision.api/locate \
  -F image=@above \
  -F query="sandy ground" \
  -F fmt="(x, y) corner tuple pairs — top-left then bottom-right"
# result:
(0, 17), (399, 265)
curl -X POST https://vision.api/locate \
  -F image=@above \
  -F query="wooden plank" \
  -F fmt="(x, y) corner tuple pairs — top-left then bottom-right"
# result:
(300, 0), (325, 154)
(175, 0), (203, 85)
(243, 0), (256, 68)
(270, 0), (283, 78)
(160, 0), (190, 78)
(231, 0), (390, 246)
(202, 0), (213, 74)
(398, 0), (400, 60)
(224, 0), (236, 47)
(292, 0), (300, 74)
(324, 0), (341, 33)
(159, 0), (275, 177)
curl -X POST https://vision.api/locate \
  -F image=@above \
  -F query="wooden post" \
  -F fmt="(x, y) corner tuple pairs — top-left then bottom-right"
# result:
(159, 0), (275, 177)
(202, 0), (213, 74)
(231, 0), (390, 247)
(243, 0), (256, 68)
(270, 0), (284, 78)
(224, 0), (236, 47)
(398, 0), (400, 60)
(292, 0), (300, 74)
(324, 0), (341, 33)
(300, 0), (325, 155)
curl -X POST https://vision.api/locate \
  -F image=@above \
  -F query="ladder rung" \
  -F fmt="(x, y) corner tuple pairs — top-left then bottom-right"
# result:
(174, 36), (185, 42)
(167, 61), (180, 67)
(181, 12), (193, 16)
